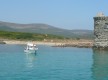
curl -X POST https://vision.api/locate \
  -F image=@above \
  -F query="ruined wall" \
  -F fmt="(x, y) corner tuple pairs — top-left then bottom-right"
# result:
(94, 14), (108, 48)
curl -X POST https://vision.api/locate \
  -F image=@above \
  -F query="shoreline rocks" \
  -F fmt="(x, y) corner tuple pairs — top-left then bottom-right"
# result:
(52, 42), (93, 48)
(0, 41), (6, 44)
(3, 40), (93, 48)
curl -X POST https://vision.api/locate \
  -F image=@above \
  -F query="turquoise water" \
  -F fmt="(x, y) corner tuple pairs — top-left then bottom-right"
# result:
(0, 44), (108, 80)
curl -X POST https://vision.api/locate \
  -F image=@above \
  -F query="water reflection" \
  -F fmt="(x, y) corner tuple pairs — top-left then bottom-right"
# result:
(92, 49), (108, 80)
(25, 53), (36, 68)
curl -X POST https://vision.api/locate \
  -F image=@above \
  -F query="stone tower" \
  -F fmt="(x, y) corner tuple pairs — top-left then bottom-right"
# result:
(94, 12), (108, 48)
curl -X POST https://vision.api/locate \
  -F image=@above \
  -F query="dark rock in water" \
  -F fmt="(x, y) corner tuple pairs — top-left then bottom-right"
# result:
(93, 46), (108, 50)
(0, 41), (6, 44)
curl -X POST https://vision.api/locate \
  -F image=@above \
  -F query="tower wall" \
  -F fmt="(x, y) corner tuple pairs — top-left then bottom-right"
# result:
(94, 15), (108, 48)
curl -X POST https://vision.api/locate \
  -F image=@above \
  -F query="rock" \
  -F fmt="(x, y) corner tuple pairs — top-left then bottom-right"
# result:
(0, 41), (6, 44)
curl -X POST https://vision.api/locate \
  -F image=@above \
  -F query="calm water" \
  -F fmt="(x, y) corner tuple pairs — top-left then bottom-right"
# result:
(0, 44), (108, 80)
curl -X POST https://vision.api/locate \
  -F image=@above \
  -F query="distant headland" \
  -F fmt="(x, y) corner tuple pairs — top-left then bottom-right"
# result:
(0, 20), (94, 48)
(0, 21), (93, 39)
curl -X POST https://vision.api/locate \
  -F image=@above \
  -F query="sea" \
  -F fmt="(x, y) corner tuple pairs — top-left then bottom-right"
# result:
(0, 44), (108, 80)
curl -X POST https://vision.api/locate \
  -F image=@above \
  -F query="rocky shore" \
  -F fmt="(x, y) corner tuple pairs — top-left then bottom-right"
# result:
(53, 43), (93, 48)
(3, 39), (93, 48)
(53, 40), (93, 48)
(0, 40), (6, 44)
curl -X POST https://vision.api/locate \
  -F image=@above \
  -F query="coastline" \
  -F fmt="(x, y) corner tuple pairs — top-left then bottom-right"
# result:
(3, 40), (93, 48)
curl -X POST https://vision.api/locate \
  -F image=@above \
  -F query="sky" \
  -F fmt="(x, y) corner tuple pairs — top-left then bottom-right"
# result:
(0, 0), (108, 30)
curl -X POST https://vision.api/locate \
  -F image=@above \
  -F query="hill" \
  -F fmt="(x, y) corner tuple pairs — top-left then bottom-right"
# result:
(0, 21), (94, 39)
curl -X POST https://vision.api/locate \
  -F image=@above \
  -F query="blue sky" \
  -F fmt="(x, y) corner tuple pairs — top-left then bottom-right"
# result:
(0, 0), (108, 30)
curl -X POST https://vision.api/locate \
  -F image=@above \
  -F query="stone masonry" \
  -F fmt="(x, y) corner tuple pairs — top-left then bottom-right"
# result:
(94, 12), (108, 48)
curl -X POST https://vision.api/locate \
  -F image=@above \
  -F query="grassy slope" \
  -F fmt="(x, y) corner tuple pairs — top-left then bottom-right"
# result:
(0, 30), (64, 41)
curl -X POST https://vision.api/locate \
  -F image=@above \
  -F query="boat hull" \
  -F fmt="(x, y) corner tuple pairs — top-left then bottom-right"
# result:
(24, 48), (38, 53)
(24, 50), (35, 53)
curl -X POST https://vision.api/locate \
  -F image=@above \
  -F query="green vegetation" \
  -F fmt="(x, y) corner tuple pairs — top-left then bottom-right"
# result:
(0, 30), (64, 41)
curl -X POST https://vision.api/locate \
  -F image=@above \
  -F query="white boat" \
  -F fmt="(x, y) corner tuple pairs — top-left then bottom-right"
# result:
(24, 42), (38, 53)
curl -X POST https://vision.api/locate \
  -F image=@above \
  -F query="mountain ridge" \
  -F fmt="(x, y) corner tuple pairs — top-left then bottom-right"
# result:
(0, 21), (94, 39)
